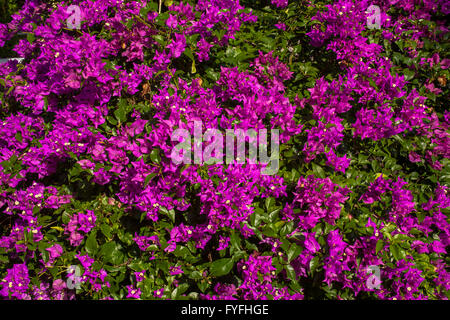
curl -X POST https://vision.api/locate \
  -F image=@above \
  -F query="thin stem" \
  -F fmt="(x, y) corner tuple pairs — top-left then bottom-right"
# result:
(132, 14), (154, 29)
(166, 67), (179, 91)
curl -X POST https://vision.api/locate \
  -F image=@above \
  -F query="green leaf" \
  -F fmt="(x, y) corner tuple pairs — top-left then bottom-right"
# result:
(144, 173), (157, 186)
(114, 98), (128, 123)
(285, 264), (297, 281)
(403, 69), (415, 81)
(100, 224), (112, 239)
(309, 256), (320, 274)
(197, 281), (209, 293)
(261, 224), (277, 237)
(27, 33), (35, 44)
(15, 132), (23, 143)
(265, 197), (274, 211)
(62, 211), (71, 224)
(184, 48), (195, 61)
(287, 243), (302, 263)
(312, 163), (325, 179)
(171, 283), (189, 299)
(376, 239), (385, 254)
(114, 107), (126, 123)
(32, 206), (40, 215)
(148, 2), (158, 11)
(155, 12), (169, 26)
(390, 243), (405, 261)
(86, 232), (98, 255)
(153, 34), (166, 46)
(173, 246), (190, 259)
(229, 231), (241, 251)
(100, 241), (124, 265)
(210, 258), (234, 277)
(107, 116), (117, 125)
(158, 206), (175, 222)
(189, 270), (203, 280)
(150, 149), (161, 164)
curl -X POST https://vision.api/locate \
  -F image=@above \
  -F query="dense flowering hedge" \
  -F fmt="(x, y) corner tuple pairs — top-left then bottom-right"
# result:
(0, 0), (449, 300)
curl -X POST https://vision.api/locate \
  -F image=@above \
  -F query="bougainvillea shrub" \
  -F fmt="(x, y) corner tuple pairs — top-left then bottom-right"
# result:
(0, 0), (448, 300)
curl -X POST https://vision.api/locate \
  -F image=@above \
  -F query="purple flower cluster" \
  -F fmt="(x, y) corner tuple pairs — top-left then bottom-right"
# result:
(0, 264), (30, 299)
(285, 175), (350, 231)
(302, 0), (448, 172)
(203, 254), (303, 300)
(75, 253), (110, 292)
(65, 210), (97, 246)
